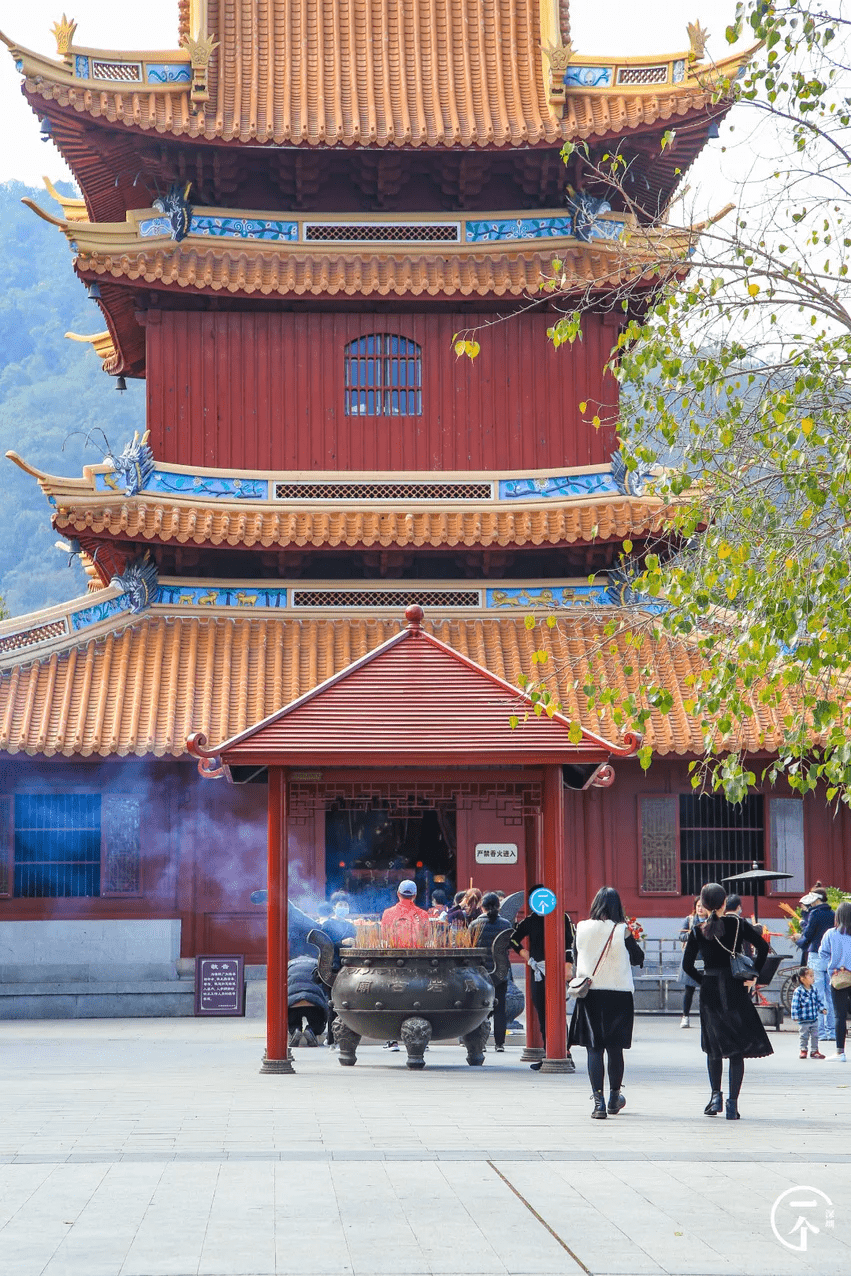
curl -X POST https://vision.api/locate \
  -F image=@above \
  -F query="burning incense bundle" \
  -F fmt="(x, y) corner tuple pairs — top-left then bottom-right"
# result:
(353, 919), (475, 949)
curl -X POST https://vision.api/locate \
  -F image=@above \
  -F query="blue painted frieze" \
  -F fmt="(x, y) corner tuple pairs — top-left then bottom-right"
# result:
(74, 55), (90, 78)
(192, 215), (299, 241)
(499, 472), (619, 500)
(70, 593), (132, 631)
(465, 217), (573, 243)
(145, 471), (268, 499)
(146, 63), (192, 84)
(564, 66), (613, 88)
(157, 585), (288, 609)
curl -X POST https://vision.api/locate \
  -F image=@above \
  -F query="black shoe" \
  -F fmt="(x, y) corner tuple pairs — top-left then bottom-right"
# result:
(495, 1045), (505, 1052)
(302, 1028), (318, 1048)
(725, 1099), (740, 1120)
(607, 1088), (626, 1114)
(288, 1029), (302, 1048)
(591, 1090), (607, 1119)
(704, 1090), (723, 1116)
(529, 1060), (543, 1071)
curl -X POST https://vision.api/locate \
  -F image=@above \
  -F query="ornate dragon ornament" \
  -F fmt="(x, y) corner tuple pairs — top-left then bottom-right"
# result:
(611, 450), (654, 498)
(153, 182), (193, 242)
(687, 20), (710, 61)
(51, 13), (77, 59)
(114, 554), (159, 614)
(103, 430), (155, 497)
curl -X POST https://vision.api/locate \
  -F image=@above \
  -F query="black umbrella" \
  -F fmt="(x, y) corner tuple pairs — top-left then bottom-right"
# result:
(721, 863), (794, 923)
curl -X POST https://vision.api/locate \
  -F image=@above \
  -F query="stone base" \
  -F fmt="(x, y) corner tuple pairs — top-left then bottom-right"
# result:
(260, 1055), (296, 1074)
(0, 980), (196, 1020)
(540, 1057), (575, 1074)
(520, 1045), (545, 1062)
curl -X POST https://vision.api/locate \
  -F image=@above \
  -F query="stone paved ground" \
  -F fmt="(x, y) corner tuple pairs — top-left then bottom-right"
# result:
(0, 1016), (849, 1276)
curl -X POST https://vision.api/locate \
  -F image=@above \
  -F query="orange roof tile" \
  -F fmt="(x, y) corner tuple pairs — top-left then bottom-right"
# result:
(0, 612), (788, 760)
(51, 495), (663, 550)
(3, 15), (748, 150)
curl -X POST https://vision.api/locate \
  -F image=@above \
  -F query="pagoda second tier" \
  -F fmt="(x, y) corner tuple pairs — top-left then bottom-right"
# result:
(2, 7), (751, 222)
(9, 449), (665, 583)
(29, 193), (693, 380)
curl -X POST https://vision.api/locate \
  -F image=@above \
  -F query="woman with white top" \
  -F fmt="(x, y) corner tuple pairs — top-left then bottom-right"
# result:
(568, 886), (645, 1119)
(818, 901), (851, 1062)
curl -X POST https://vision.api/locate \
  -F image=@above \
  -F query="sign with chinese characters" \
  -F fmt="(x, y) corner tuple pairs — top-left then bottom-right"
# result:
(194, 955), (245, 1016)
(474, 843), (519, 865)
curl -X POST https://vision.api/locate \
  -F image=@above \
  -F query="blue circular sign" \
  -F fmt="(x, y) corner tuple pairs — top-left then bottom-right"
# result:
(529, 887), (557, 916)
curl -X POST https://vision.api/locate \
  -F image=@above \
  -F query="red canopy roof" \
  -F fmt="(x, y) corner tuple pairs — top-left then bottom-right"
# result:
(188, 607), (638, 770)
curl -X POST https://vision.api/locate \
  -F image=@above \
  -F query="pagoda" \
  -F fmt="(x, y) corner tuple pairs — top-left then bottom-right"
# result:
(1, 2), (837, 1051)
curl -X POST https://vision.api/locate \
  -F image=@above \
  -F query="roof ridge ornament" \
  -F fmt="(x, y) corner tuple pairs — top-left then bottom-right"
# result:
(687, 20), (710, 62)
(541, 39), (573, 108)
(50, 13), (76, 61)
(113, 553), (158, 614)
(180, 30), (218, 106)
(405, 604), (424, 633)
(103, 430), (154, 497)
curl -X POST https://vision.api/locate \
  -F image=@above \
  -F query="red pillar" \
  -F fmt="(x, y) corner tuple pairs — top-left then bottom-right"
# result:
(261, 766), (294, 1074)
(542, 763), (569, 1069)
(521, 811), (544, 1061)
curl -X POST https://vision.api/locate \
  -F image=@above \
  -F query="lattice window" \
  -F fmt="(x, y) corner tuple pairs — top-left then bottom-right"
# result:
(305, 223), (458, 242)
(0, 619), (68, 655)
(289, 780), (542, 825)
(344, 334), (422, 417)
(275, 481), (492, 501)
(769, 798), (805, 894)
(291, 589), (480, 608)
(91, 60), (143, 82)
(13, 795), (102, 898)
(102, 795), (142, 895)
(617, 65), (668, 86)
(680, 793), (764, 898)
(639, 795), (679, 894)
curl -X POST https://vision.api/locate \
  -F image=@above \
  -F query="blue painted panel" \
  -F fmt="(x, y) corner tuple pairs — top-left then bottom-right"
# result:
(465, 216), (573, 243)
(191, 215), (299, 242)
(74, 55), (90, 78)
(499, 473), (619, 500)
(564, 66), (613, 88)
(138, 216), (172, 238)
(486, 586), (609, 609)
(70, 594), (132, 632)
(145, 471), (268, 499)
(157, 586), (288, 609)
(146, 63), (192, 84)
(673, 59), (686, 83)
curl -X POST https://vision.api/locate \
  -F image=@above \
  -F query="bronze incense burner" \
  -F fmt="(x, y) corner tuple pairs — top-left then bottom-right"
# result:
(309, 929), (510, 1069)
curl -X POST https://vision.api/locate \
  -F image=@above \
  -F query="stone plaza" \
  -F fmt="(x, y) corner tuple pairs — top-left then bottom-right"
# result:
(0, 1014), (848, 1276)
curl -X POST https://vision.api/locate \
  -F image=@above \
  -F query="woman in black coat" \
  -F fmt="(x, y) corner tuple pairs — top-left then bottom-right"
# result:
(682, 881), (773, 1120)
(471, 892), (513, 1051)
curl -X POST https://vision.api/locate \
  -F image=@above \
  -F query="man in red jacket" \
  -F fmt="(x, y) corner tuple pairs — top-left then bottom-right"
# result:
(381, 880), (430, 944)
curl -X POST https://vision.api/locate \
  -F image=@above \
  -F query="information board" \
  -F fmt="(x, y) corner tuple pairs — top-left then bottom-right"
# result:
(194, 955), (245, 1016)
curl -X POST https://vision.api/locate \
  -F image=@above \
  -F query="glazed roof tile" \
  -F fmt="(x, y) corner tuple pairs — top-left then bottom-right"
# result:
(50, 496), (663, 550)
(0, 612), (786, 760)
(2, 10), (748, 150)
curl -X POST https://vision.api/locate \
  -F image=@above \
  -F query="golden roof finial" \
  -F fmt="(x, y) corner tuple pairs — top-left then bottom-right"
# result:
(51, 14), (77, 58)
(541, 39), (574, 77)
(687, 20), (710, 61)
(181, 31), (219, 69)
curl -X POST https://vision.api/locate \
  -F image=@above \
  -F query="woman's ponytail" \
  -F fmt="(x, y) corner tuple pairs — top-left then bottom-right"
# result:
(698, 883), (728, 941)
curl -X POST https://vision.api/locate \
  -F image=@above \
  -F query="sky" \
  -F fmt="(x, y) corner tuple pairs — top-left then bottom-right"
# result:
(0, 0), (749, 187)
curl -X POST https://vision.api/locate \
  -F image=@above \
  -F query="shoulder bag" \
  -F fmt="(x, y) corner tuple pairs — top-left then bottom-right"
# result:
(717, 916), (759, 981)
(568, 923), (617, 999)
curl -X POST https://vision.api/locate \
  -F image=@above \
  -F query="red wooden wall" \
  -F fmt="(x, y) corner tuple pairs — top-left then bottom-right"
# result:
(4, 757), (849, 961)
(144, 310), (619, 471)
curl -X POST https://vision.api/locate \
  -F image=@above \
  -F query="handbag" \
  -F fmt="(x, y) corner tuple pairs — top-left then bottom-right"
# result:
(568, 923), (617, 999)
(830, 969), (851, 990)
(718, 916), (759, 981)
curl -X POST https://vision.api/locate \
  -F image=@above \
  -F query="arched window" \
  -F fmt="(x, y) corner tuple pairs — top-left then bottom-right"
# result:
(344, 334), (422, 416)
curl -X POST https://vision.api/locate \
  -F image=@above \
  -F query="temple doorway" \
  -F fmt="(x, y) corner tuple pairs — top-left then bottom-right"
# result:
(324, 803), (456, 914)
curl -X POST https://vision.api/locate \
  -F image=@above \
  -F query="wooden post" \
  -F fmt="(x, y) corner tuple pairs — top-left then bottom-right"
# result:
(261, 766), (294, 1073)
(541, 763), (570, 1071)
(520, 811), (544, 1061)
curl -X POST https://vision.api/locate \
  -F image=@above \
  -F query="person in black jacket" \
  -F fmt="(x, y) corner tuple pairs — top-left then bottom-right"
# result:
(287, 955), (329, 1047)
(471, 892), (513, 1051)
(510, 883), (576, 1071)
(682, 882), (773, 1120)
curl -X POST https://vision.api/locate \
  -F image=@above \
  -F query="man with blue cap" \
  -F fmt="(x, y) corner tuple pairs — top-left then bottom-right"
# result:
(380, 879), (431, 1052)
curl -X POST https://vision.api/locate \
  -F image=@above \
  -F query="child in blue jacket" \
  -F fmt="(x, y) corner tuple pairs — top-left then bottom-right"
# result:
(790, 968), (827, 1059)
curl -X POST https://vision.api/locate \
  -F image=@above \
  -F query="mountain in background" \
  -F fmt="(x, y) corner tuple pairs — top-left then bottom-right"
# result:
(0, 180), (145, 617)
